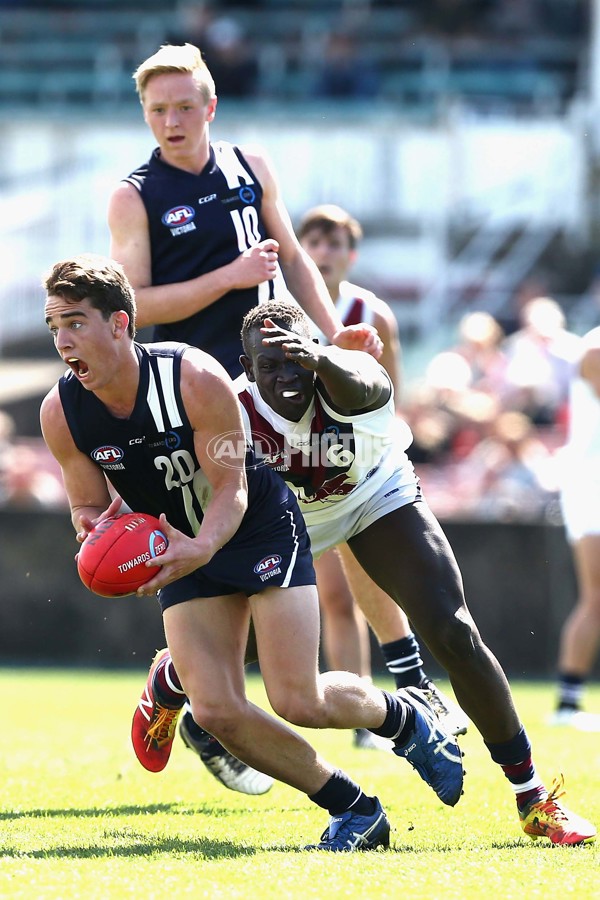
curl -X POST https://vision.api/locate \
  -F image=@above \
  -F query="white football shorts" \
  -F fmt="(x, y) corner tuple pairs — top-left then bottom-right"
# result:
(303, 459), (421, 558)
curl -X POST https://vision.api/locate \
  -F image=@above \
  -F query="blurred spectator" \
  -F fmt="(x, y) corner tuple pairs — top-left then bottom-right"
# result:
(496, 273), (554, 336)
(1, 404), (65, 509)
(0, 439), (66, 509)
(446, 310), (509, 398)
(421, 0), (492, 37)
(0, 409), (15, 457)
(166, 3), (259, 98)
(202, 16), (259, 98)
(165, 1), (215, 48)
(403, 383), (457, 465)
(486, 0), (541, 37)
(405, 348), (499, 465)
(312, 31), (381, 99)
(502, 296), (581, 426)
(408, 312), (506, 461)
(537, 0), (588, 38)
(402, 302), (577, 522)
(458, 410), (558, 522)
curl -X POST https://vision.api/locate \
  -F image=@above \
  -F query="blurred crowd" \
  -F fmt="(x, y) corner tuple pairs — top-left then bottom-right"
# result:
(158, 0), (587, 103)
(0, 410), (66, 510)
(1, 0), (585, 110)
(404, 296), (583, 522)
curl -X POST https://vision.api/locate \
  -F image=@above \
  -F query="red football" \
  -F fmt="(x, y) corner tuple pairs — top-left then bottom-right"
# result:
(77, 512), (168, 598)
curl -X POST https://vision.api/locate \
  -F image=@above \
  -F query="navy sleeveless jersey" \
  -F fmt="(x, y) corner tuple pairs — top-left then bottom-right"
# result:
(124, 141), (268, 377)
(58, 342), (291, 542)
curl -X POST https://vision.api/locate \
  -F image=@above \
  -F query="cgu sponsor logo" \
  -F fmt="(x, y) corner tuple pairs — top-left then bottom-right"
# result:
(92, 445), (124, 464)
(161, 205), (195, 227)
(253, 554), (282, 575)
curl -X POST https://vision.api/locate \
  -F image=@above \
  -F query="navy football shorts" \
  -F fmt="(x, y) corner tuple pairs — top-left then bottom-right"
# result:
(157, 501), (316, 611)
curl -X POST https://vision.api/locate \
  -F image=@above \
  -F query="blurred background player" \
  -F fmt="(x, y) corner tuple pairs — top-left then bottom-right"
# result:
(552, 325), (600, 731)
(502, 296), (581, 426)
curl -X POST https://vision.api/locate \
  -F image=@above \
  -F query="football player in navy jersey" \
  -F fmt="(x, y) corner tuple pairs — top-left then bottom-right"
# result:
(107, 39), (384, 791)
(40, 253), (469, 851)
(107, 43), (381, 380)
(106, 40), (382, 791)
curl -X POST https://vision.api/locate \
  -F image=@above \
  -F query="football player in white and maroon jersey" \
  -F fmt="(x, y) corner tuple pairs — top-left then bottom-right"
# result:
(297, 205), (461, 746)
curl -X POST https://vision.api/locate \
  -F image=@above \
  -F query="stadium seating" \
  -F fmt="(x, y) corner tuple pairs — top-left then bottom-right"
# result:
(0, 1), (584, 114)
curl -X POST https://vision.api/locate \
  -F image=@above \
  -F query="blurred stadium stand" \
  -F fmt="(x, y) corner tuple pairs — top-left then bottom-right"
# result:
(0, 1), (587, 113)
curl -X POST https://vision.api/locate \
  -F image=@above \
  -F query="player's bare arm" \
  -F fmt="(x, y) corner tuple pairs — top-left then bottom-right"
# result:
(246, 148), (383, 359)
(108, 182), (276, 328)
(261, 319), (391, 412)
(246, 148), (340, 333)
(40, 385), (116, 537)
(371, 302), (402, 407)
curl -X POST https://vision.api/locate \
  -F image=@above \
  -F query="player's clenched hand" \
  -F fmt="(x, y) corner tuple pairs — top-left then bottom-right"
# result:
(228, 239), (279, 289)
(332, 323), (383, 359)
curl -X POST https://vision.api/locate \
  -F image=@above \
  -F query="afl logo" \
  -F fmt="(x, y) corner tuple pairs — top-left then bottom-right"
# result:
(162, 205), (196, 227)
(254, 555), (282, 575)
(92, 445), (124, 464)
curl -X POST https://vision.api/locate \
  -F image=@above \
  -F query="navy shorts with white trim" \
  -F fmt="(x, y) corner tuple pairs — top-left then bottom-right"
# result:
(157, 498), (315, 610)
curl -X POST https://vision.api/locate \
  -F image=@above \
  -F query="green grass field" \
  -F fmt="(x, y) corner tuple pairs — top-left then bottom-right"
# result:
(1, 670), (598, 899)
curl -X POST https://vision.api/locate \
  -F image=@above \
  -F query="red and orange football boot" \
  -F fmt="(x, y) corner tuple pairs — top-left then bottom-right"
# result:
(520, 775), (596, 845)
(131, 648), (184, 772)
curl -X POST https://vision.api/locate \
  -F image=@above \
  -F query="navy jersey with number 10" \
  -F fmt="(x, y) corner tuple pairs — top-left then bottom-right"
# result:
(124, 141), (273, 377)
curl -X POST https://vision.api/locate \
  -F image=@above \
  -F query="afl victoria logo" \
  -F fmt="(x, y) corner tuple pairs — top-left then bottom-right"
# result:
(162, 205), (196, 227)
(92, 445), (124, 464)
(253, 555), (282, 575)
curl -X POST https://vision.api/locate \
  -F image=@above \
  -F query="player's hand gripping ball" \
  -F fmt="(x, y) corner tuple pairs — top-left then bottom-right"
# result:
(77, 512), (168, 597)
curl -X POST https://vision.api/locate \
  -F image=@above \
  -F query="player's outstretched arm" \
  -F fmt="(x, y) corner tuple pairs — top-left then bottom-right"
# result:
(260, 319), (390, 412)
